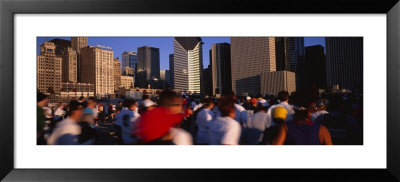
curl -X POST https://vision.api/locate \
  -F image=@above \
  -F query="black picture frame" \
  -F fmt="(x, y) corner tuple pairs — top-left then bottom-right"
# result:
(1, 0), (399, 181)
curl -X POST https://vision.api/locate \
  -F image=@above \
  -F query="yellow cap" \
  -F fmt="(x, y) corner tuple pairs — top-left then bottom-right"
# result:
(272, 106), (288, 120)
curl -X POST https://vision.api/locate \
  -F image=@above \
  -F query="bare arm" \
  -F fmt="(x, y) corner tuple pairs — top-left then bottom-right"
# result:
(272, 124), (287, 145)
(319, 125), (333, 145)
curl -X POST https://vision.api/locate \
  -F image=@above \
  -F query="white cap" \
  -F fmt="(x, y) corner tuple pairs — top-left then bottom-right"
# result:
(246, 96), (251, 100)
(143, 99), (156, 107)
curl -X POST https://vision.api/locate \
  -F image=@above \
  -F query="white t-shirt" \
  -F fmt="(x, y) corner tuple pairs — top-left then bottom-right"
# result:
(208, 116), (241, 145)
(214, 104), (248, 126)
(195, 108), (214, 144)
(311, 110), (329, 123)
(246, 111), (268, 144)
(47, 118), (81, 145)
(170, 128), (193, 145)
(115, 108), (141, 144)
(266, 102), (295, 128)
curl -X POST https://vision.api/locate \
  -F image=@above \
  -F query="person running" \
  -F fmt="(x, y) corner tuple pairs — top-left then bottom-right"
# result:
(260, 106), (288, 145)
(272, 102), (332, 145)
(266, 91), (296, 128)
(134, 90), (185, 145)
(84, 97), (98, 127)
(208, 96), (241, 145)
(245, 104), (268, 145)
(195, 98), (215, 144)
(47, 101), (85, 145)
(115, 99), (140, 144)
(37, 92), (49, 144)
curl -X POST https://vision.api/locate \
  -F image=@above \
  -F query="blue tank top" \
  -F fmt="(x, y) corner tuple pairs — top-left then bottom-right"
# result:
(285, 122), (321, 145)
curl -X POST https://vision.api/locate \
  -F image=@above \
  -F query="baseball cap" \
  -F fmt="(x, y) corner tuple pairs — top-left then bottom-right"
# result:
(246, 96), (251, 100)
(251, 98), (258, 104)
(143, 99), (156, 108)
(272, 106), (288, 121)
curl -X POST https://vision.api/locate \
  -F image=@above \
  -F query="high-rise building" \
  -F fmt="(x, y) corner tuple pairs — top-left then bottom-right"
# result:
(260, 70), (296, 96)
(297, 45), (327, 89)
(275, 37), (305, 72)
(49, 38), (71, 55)
(122, 51), (138, 72)
(37, 42), (62, 93)
(80, 46), (114, 97)
(49, 38), (77, 83)
(71, 37), (88, 83)
(160, 69), (170, 89)
(71, 37), (88, 54)
(230, 37), (276, 96)
(137, 46), (160, 88)
(210, 43), (232, 95)
(113, 58), (122, 92)
(169, 54), (174, 89)
(325, 37), (363, 89)
(61, 47), (78, 83)
(202, 65), (212, 97)
(173, 37), (203, 93)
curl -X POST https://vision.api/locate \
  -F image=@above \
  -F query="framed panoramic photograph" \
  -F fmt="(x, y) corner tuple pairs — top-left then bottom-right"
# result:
(1, 0), (400, 181)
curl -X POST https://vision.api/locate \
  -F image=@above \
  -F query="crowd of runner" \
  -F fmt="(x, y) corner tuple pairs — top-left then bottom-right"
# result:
(37, 89), (363, 145)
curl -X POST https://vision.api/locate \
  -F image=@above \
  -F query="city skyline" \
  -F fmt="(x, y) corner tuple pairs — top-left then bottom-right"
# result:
(37, 37), (326, 70)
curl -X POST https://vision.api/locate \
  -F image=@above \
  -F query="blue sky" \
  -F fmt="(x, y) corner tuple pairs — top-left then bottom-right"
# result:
(37, 37), (325, 70)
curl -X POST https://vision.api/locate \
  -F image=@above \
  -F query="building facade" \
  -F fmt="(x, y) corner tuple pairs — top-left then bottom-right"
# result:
(122, 51), (138, 72)
(274, 37), (305, 72)
(37, 42), (62, 93)
(113, 58), (122, 92)
(325, 37), (363, 89)
(121, 75), (134, 89)
(210, 43), (232, 95)
(296, 45), (327, 89)
(137, 46), (160, 88)
(169, 54), (174, 89)
(230, 37), (276, 96)
(71, 37), (88, 82)
(122, 67), (134, 76)
(260, 70), (296, 96)
(61, 82), (94, 92)
(173, 37), (203, 93)
(80, 46), (114, 97)
(61, 47), (78, 83)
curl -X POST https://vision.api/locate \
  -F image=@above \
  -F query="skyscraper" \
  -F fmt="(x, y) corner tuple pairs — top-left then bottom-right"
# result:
(80, 46), (114, 97)
(49, 38), (77, 83)
(210, 43), (232, 95)
(122, 51), (138, 72)
(173, 37), (203, 93)
(71, 37), (88, 54)
(37, 42), (62, 93)
(325, 37), (363, 89)
(160, 69), (170, 89)
(169, 54), (174, 89)
(230, 37), (276, 96)
(61, 47), (78, 83)
(260, 70), (296, 96)
(297, 45), (327, 89)
(113, 58), (122, 92)
(275, 37), (305, 72)
(71, 37), (88, 83)
(202, 65), (212, 97)
(137, 46), (160, 88)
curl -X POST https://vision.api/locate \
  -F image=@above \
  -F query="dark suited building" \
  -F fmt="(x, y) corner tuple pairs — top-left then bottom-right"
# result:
(202, 64), (212, 97)
(137, 46), (160, 89)
(210, 43), (232, 95)
(49, 38), (71, 55)
(275, 37), (305, 72)
(325, 37), (363, 89)
(297, 45), (327, 90)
